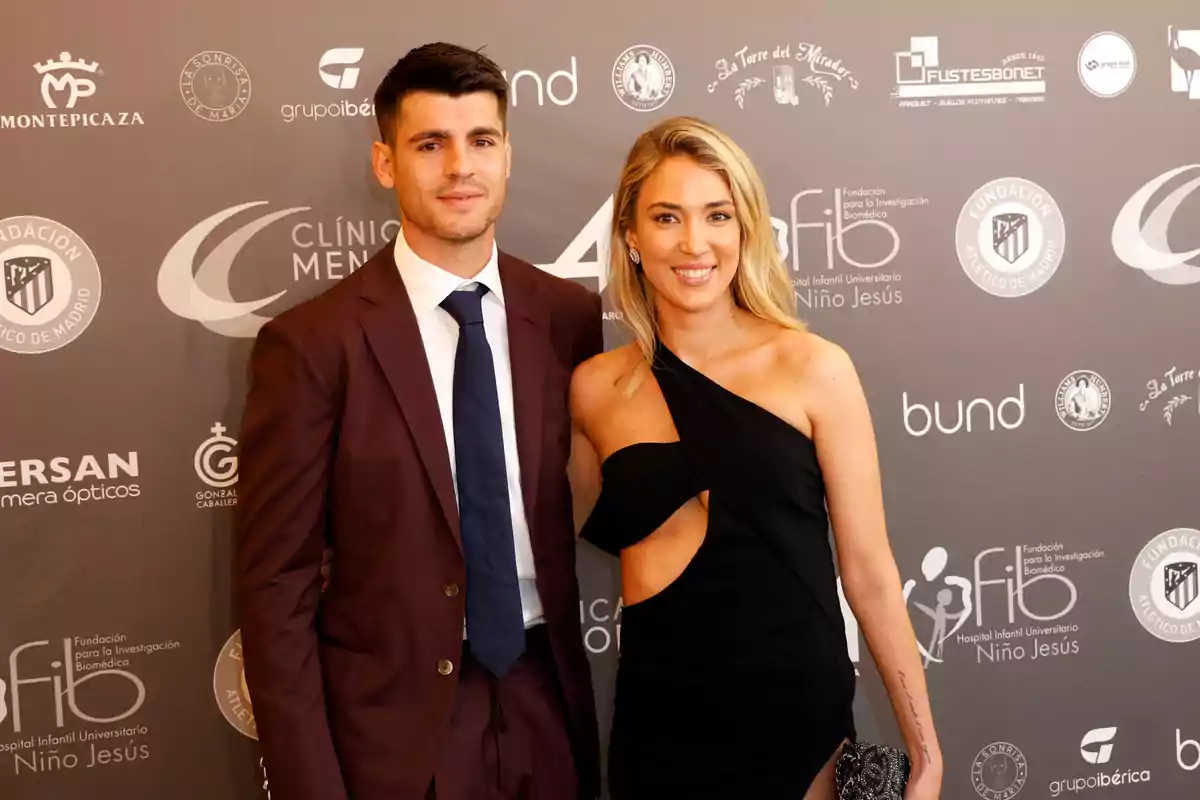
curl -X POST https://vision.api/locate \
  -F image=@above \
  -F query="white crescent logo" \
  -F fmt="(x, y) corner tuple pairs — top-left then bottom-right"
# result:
(0, 676), (8, 726)
(157, 201), (309, 338)
(1111, 164), (1200, 285)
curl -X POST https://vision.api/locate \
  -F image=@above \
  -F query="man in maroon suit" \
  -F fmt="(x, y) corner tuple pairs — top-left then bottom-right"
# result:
(234, 43), (603, 800)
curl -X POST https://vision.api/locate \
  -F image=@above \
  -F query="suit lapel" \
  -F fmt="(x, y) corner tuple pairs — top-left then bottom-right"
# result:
(359, 244), (461, 551)
(499, 252), (549, 531)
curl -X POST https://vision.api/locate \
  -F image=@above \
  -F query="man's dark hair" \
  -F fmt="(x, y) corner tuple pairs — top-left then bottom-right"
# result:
(374, 43), (508, 144)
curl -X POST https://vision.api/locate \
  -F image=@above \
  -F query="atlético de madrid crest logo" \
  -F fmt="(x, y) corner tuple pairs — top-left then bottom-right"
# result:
(1129, 527), (1200, 643)
(0, 216), (102, 355)
(956, 177), (1065, 298)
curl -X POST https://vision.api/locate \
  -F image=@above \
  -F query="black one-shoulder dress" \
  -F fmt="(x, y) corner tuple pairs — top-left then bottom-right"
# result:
(581, 340), (857, 798)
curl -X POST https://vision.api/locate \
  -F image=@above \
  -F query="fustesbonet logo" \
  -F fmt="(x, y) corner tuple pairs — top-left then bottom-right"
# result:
(0, 216), (101, 354)
(214, 630), (256, 739)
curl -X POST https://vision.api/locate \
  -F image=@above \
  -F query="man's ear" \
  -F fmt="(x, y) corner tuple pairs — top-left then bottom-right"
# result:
(371, 140), (396, 189)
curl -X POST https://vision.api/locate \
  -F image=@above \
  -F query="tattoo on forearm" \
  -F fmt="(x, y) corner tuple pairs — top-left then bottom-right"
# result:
(898, 670), (933, 765)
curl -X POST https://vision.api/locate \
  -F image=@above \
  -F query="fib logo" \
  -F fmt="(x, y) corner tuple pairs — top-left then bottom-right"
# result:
(4, 638), (146, 734)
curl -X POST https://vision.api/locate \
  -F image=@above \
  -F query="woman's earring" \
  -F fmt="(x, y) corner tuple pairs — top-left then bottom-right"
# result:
(629, 248), (641, 265)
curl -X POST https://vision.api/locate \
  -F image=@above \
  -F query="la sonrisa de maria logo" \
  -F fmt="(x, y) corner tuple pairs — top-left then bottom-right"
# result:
(0, 216), (101, 354)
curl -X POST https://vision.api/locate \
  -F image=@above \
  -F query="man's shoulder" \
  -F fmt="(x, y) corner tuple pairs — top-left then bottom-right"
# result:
(266, 247), (382, 341)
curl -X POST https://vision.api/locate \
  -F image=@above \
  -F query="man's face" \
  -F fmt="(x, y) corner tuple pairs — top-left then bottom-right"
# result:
(374, 90), (511, 244)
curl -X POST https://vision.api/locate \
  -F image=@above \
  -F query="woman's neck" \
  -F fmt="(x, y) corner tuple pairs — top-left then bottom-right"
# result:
(654, 294), (750, 365)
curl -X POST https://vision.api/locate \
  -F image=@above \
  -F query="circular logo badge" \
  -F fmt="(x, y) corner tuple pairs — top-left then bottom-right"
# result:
(0, 216), (101, 355)
(612, 45), (675, 112)
(1078, 32), (1137, 98)
(972, 742), (1028, 799)
(1129, 528), (1200, 643)
(181, 51), (251, 122)
(956, 177), (1065, 298)
(1055, 370), (1112, 431)
(213, 629), (257, 739)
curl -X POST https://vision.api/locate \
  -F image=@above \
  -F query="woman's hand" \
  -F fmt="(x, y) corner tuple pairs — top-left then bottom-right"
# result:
(903, 763), (943, 800)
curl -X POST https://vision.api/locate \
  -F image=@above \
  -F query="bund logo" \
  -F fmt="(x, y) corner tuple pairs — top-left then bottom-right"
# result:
(1129, 527), (1200, 643)
(503, 57), (580, 107)
(1180, 729), (1200, 771)
(0, 216), (102, 355)
(180, 51), (252, 122)
(1112, 165), (1200, 286)
(36, 52), (99, 109)
(318, 47), (364, 90)
(957, 177), (1065, 298)
(158, 201), (308, 337)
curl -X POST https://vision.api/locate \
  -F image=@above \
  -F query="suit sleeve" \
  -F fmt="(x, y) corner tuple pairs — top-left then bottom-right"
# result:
(573, 289), (605, 367)
(234, 319), (348, 800)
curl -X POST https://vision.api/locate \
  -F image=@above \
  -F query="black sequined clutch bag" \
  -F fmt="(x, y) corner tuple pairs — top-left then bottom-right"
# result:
(835, 740), (911, 800)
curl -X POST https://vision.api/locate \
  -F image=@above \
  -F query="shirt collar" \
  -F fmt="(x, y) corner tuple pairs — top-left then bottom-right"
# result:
(393, 224), (504, 318)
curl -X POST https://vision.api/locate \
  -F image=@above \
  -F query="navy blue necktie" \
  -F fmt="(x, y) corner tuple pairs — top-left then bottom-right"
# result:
(440, 285), (525, 678)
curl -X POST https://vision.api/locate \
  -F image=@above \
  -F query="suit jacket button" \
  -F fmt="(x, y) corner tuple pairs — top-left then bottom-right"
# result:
(444, 583), (460, 597)
(437, 659), (454, 676)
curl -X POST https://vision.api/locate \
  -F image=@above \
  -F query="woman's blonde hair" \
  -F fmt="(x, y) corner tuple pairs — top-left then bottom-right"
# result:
(609, 115), (804, 365)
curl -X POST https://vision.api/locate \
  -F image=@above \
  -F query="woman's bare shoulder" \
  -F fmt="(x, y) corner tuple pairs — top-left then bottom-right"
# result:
(570, 343), (645, 420)
(768, 328), (859, 394)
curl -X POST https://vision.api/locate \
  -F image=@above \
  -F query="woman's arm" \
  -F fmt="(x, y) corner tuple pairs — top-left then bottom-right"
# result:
(804, 338), (943, 794)
(567, 366), (604, 536)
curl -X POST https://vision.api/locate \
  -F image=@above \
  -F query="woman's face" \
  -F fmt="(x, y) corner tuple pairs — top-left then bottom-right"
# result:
(626, 155), (741, 315)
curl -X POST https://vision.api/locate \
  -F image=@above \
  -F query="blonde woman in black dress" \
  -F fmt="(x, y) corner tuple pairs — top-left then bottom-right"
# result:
(568, 117), (943, 799)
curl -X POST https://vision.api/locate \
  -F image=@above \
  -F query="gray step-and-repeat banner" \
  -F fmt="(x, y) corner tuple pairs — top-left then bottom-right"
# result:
(3, 1), (1199, 797)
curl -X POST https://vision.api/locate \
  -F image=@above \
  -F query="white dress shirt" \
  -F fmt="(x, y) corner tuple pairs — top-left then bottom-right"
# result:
(393, 227), (545, 632)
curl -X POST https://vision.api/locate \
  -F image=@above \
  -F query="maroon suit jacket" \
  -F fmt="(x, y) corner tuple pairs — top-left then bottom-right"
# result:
(234, 241), (603, 799)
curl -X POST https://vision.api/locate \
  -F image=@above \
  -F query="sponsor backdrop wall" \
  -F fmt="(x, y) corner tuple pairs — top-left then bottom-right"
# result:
(2, 1), (1199, 797)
